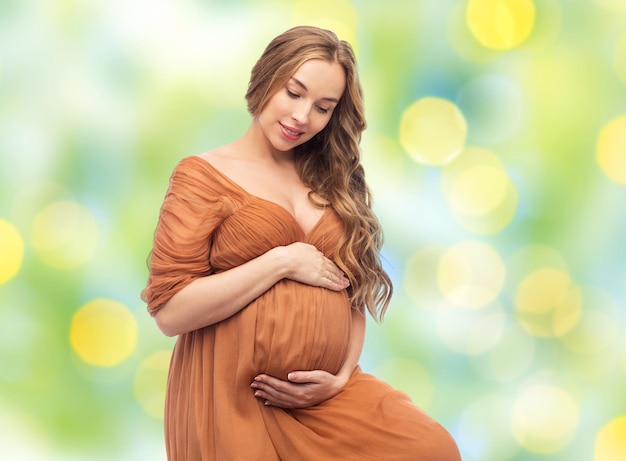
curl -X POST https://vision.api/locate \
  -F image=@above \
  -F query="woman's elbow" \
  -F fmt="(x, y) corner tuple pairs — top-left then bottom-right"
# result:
(153, 308), (179, 337)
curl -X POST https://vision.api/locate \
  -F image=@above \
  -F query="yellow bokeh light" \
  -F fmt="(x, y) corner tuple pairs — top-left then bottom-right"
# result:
(449, 165), (509, 216)
(449, 0), (561, 62)
(31, 200), (100, 269)
(452, 183), (518, 235)
(374, 358), (433, 410)
(400, 97), (468, 166)
(437, 240), (505, 309)
(467, 0), (536, 50)
(511, 384), (579, 454)
(447, 2), (502, 63)
(134, 350), (171, 419)
(442, 147), (518, 234)
(506, 245), (569, 293)
(597, 115), (626, 185)
(595, 416), (626, 461)
(440, 146), (507, 187)
(514, 268), (582, 337)
(516, 268), (570, 314)
(0, 219), (24, 285)
(559, 288), (621, 356)
(291, 0), (358, 52)
(70, 299), (138, 367)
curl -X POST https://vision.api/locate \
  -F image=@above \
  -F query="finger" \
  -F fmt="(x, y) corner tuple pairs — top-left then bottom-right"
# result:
(253, 374), (294, 392)
(252, 377), (297, 401)
(253, 374), (282, 386)
(266, 392), (302, 408)
(322, 257), (341, 273)
(253, 386), (292, 406)
(288, 371), (318, 383)
(254, 385), (305, 408)
(265, 397), (302, 409)
(321, 261), (349, 285)
(323, 272), (350, 290)
(253, 388), (289, 406)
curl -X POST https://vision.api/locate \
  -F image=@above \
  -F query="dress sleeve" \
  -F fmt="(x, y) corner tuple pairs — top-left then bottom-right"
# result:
(141, 157), (227, 316)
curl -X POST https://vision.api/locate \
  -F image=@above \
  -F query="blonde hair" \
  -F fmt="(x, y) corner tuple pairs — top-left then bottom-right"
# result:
(246, 26), (392, 321)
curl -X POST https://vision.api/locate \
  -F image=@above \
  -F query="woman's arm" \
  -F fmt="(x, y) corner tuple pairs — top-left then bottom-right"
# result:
(154, 242), (350, 336)
(251, 306), (366, 408)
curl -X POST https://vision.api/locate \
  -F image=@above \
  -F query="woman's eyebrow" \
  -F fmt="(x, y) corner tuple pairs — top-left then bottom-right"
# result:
(290, 77), (339, 103)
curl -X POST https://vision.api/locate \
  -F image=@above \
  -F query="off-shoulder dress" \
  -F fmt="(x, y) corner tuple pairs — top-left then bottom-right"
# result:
(143, 156), (461, 461)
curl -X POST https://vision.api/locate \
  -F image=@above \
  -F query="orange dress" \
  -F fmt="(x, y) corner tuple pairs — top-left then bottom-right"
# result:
(143, 156), (461, 461)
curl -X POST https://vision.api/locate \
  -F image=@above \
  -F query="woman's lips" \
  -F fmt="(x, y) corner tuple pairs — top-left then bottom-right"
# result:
(280, 123), (304, 140)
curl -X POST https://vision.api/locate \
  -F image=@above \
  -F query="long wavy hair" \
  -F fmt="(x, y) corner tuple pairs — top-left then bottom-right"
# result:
(245, 26), (392, 321)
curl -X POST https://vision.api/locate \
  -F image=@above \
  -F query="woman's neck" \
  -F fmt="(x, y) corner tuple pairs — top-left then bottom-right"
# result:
(234, 119), (295, 165)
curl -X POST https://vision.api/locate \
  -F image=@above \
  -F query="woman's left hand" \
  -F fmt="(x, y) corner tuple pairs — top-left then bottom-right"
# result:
(251, 370), (347, 408)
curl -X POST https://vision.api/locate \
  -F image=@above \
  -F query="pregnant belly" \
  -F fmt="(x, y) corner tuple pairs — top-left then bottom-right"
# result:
(252, 280), (352, 380)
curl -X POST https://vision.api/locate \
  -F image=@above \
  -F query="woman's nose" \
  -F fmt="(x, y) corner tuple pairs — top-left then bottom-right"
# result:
(291, 102), (310, 125)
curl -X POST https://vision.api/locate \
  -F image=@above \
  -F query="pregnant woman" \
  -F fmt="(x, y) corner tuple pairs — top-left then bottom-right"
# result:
(142, 25), (461, 461)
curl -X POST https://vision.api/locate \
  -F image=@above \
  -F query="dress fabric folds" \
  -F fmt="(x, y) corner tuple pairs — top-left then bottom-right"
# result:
(143, 156), (461, 461)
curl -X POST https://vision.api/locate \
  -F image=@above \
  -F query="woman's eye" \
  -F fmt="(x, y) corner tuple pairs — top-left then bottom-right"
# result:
(286, 89), (299, 98)
(317, 106), (329, 114)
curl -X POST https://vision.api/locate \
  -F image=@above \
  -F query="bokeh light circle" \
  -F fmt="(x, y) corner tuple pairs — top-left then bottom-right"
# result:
(70, 299), (138, 367)
(514, 268), (582, 337)
(134, 350), (171, 419)
(515, 268), (570, 314)
(437, 240), (505, 309)
(448, 165), (509, 216)
(399, 97), (467, 166)
(0, 219), (24, 285)
(597, 115), (626, 185)
(466, 0), (536, 50)
(404, 245), (447, 309)
(442, 147), (518, 234)
(559, 287), (621, 356)
(447, 2), (502, 63)
(374, 358), (433, 410)
(595, 416), (626, 461)
(471, 321), (535, 382)
(451, 184), (518, 235)
(436, 302), (506, 355)
(504, 244), (569, 299)
(511, 384), (579, 454)
(31, 200), (100, 269)
(457, 395), (519, 460)
(450, 0), (563, 64)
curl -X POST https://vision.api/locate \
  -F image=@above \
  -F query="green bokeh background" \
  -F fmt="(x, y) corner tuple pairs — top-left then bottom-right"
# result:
(1, 0), (625, 460)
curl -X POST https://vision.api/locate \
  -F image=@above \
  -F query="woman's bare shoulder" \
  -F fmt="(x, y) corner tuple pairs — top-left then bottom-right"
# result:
(196, 145), (240, 171)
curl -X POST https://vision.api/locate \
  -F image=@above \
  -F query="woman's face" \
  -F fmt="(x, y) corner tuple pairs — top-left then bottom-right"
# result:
(256, 58), (346, 152)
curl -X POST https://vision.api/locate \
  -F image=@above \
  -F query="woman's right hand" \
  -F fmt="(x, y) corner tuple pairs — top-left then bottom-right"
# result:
(274, 242), (350, 291)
